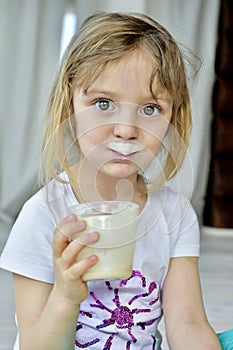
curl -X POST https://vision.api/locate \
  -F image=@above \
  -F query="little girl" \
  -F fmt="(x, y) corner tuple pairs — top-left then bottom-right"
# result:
(0, 11), (229, 350)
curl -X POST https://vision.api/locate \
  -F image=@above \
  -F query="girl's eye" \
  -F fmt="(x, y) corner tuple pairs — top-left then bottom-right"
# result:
(94, 99), (114, 112)
(140, 104), (161, 117)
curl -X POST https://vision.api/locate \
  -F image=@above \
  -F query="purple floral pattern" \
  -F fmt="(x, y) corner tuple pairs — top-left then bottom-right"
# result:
(75, 270), (161, 349)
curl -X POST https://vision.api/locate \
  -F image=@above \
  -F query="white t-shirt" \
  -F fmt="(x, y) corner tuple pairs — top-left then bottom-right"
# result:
(0, 176), (200, 349)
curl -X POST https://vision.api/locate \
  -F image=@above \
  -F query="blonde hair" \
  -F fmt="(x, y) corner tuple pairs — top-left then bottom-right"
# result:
(40, 12), (198, 191)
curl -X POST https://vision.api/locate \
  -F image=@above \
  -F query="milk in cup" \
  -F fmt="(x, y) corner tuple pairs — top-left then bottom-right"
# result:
(70, 201), (139, 281)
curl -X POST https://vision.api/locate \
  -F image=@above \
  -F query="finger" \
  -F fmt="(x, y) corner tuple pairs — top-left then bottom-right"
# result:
(53, 215), (86, 259)
(61, 232), (99, 269)
(66, 255), (98, 282)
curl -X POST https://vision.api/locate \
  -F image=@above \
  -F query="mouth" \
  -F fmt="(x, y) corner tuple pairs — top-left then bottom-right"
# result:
(107, 141), (144, 157)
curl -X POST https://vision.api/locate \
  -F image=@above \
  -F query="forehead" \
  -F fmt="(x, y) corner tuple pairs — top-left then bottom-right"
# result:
(82, 50), (171, 104)
(84, 50), (156, 97)
(99, 50), (152, 79)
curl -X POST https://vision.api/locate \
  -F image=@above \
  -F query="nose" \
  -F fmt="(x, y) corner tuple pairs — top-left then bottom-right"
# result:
(113, 104), (139, 140)
(113, 123), (138, 140)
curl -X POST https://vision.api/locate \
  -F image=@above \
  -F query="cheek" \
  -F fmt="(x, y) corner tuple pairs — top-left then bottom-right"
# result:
(144, 139), (163, 160)
(138, 115), (170, 142)
(74, 105), (114, 138)
(141, 125), (168, 156)
(77, 125), (110, 152)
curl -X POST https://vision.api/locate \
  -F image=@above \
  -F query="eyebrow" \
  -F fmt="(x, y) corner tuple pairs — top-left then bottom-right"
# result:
(85, 88), (156, 101)
(84, 89), (120, 99)
(84, 88), (172, 105)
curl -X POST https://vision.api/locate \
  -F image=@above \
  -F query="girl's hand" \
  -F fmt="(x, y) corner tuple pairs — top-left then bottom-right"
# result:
(52, 214), (99, 305)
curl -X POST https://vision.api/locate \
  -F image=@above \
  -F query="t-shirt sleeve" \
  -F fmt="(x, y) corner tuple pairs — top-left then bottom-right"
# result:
(0, 192), (55, 283)
(168, 193), (200, 258)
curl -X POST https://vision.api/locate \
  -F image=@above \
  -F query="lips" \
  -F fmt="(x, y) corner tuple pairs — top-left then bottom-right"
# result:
(107, 141), (144, 156)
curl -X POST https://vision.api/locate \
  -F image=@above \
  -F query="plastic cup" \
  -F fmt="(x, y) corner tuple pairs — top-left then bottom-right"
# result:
(69, 201), (139, 281)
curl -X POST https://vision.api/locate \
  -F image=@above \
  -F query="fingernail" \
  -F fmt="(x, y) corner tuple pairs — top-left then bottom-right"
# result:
(77, 220), (85, 227)
(89, 255), (98, 264)
(88, 232), (99, 241)
(66, 214), (77, 222)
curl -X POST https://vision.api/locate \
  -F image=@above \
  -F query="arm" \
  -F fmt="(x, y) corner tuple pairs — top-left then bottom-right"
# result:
(162, 257), (221, 350)
(13, 215), (99, 350)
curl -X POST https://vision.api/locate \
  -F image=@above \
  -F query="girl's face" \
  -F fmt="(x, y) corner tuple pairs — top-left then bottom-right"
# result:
(72, 50), (173, 181)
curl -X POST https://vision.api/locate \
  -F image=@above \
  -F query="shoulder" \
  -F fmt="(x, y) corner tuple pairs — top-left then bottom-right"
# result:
(5, 173), (72, 244)
(148, 187), (200, 258)
(24, 172), (75, 227)
(0, 178), (68, 282)
(149, 186), (198, 233)
(0, 174), (74, 282)
(20, 179), (65, 226)
(5, 188), (55, 249)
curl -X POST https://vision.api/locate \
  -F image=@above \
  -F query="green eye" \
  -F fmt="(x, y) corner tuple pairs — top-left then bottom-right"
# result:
(141, 104), (161, 117)
(94, 99), (113, 111)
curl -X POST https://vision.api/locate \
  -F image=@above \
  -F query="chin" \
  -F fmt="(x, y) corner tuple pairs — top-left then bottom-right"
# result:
(100, 163), (139, 179)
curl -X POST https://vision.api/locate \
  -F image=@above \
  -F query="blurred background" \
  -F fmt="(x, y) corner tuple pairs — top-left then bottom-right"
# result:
(0, 0), (232, 349)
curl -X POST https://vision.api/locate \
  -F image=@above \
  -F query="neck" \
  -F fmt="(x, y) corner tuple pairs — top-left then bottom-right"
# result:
(70, 162), (147, 208)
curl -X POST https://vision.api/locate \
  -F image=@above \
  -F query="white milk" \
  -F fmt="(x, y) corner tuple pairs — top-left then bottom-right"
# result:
(107, 141), (144, 155)
(70, 201), (139, 281)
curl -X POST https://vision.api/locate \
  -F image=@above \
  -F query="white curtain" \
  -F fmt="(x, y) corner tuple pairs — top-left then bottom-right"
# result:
(0, 0), (220, 243)
(75, 0), (220, 219)
(0, 0), (67, 241)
